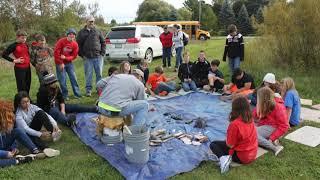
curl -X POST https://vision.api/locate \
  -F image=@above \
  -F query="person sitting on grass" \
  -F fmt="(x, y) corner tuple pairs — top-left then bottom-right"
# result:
(210, 96), (258, 174)
(146, 66), (179, 96)
(224, 68), (255, 96)
(97, 73), (148, 125)
(37, 73), (98, 127)
(281, 77), (301, 127)
(14, 91), (62, 150)
(203, 60), (225, 92)
(192, 50), (210, 88)
(178, 51), (197, 92)
(137, 59), (149, 84)
(30, 34), (54, 83)
(119, 61), (131, 74)
(0, 100), (40, 167)
(248, 73), (282, 106)
(253, 87), (289, 156)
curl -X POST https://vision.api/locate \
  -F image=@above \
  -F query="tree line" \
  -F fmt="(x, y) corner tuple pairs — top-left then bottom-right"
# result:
(135, 0), (270, 35)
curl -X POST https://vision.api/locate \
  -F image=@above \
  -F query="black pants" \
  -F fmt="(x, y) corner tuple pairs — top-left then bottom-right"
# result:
(210, 141), (241, 163)
(14, 66), (31, 94)
(29, 110), (54, 150)
(195, 79), (209, 88)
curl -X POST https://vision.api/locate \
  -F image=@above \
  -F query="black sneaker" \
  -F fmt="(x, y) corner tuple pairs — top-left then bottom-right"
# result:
(16, 155), (34, 164)
(175, 85), (182, 92)
(66, 114), (77, 127)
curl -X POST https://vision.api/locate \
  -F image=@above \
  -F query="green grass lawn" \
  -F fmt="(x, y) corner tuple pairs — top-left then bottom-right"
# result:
(0, 38), (319, 179)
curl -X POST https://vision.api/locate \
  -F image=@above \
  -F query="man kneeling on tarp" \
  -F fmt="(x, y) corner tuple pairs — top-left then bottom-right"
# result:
(96, 69), (148, 125)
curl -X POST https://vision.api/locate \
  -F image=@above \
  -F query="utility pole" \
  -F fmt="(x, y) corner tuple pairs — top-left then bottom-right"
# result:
(199, 0), (202, 29)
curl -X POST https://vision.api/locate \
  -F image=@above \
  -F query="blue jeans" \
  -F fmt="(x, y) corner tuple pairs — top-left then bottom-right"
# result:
(228, 57), (241, 74)
(182, 81), (198, 92)
(56, 63), (81, 98)
(98, 100), (149, 125)
(0, 128), (38, 167)
(49, 104), (97, 125)
(154, 82), (176, 94)
(175, 47), (183, 68)
(84, 56), (104, 93)
(162, 47), (172, 67)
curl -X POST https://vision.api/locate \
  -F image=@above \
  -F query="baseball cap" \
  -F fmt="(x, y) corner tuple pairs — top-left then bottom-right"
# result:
(86, 15), (95, 22)
(263, 73), (276, 84)
(66, 28), (76, 35)
(132, 69), (144, 78)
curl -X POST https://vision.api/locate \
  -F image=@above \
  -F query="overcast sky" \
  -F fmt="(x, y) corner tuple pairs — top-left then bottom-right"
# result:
(80, 0), (212, 23)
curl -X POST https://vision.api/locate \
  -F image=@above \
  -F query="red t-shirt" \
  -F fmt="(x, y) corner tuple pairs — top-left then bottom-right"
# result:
(147, 73), (167, 91)
(54, 37), (79, 64)
(226, 117), (258, 164)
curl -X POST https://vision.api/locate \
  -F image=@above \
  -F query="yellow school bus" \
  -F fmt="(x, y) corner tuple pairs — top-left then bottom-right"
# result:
(132, 21), (211, 40)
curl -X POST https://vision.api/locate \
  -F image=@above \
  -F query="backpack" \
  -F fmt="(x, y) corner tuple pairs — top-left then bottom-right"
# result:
(182, 32), (189, 46)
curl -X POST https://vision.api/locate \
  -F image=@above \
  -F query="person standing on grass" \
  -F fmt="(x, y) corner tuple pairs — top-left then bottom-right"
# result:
(210, 96), (258, 173)
(2, 30), (31, 94)
(253, 87), (289, 156)
(77, 15), (106, 97)
(192, 50), (210, 88)
(30, 34), (54, 83)
(172, 24), (184, 72)
(0, 100), (40, 167)
(54, 28), (81, 100)
(159, 26), (173, 68)
(222, 24), (244, 75)
(281, 77), (301, 127)
(14, 91), (62, 150)
(178, 51), (197, 92)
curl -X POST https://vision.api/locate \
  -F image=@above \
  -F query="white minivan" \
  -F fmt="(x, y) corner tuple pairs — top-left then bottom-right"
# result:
(105, 25), (163, 62)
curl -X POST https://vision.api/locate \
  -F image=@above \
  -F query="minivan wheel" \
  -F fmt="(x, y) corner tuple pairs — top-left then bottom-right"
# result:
(199, 35), (207, 41)
(145, 49), (153, 63)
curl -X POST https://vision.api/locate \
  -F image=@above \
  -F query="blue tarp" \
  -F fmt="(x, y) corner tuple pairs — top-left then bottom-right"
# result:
(73, 92), (231, 180)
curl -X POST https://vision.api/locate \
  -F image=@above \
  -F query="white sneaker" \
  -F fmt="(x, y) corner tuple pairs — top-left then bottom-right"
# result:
(43, 148), (60, 157)
(219, 155), (232, 174)
(52, 130), (62, 142)
(274, 145), (284, 156)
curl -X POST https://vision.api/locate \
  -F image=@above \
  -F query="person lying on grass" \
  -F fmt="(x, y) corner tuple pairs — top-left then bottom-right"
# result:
(203, 60), (225, 93)
(14, 91), (61, 150)
(248, 73), (282, 106)
(210, 96), (258, 174)
(146, 66), (180, 96)
(0, 100), (40, 167)
(178, 51), (197, 92)
(253, 87), (289, 156)
(37, 72), (98, 127)
(223, 68), (255, 96)
(281, 77), (301, 127)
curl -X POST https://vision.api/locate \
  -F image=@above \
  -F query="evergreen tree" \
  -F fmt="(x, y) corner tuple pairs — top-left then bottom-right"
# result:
(254, 6), (264, 24)
(218, 0), (236, 32)
(237, 4), (252, 35)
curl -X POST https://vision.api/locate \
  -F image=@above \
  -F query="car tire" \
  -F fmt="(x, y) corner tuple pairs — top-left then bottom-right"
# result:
(199, 35), (207, 41)
(145, 48), (153, 63)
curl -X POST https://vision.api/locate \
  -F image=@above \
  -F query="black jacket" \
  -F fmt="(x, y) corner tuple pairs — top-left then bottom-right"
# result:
(178, 62), (194, 82)
(223, 33), (244, 61)
(192, 59), (210, 81)
(37, 85), (64, 112)
(137, 64), (149, 83)
(76, 26), (106, 58)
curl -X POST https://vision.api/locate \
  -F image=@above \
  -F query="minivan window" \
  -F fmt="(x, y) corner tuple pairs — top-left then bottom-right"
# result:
(141, 27), (152, 38)
(107, 28), (135, 39)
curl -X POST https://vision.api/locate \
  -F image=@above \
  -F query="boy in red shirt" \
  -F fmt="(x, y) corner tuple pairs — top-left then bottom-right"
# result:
(159, 26), (173, 68)
(146, 66), (178, 96)
(210, 96), (258, 173)
(253, 87), (289, 156)
(2, 30), (31, 94)
(54, 28), (81, 100)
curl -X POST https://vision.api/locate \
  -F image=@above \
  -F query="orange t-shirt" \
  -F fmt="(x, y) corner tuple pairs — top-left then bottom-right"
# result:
(147, 73), (167, 91)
